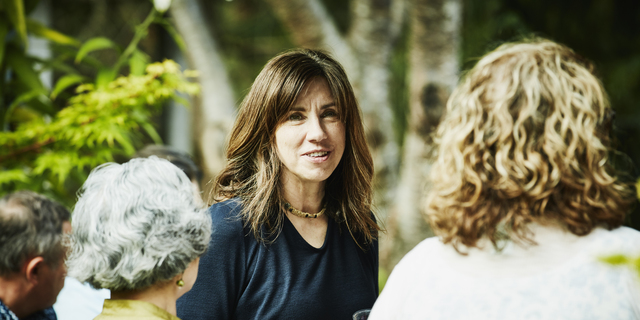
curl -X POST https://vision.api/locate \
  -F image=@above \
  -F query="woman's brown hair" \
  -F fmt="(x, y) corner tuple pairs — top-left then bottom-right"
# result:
(213, 49), (379, 247)
(426, 39), (635, 250)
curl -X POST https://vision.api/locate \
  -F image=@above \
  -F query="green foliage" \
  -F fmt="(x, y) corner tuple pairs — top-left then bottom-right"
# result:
(600, 253), (640, 277)
(599, 178), (640, 277)
(1, 1), (198, 206)
(0, 0), (83, 126)
(0, 60), (198, 206)
(205, 0), (293, 97)
(74, 37), (119, 64)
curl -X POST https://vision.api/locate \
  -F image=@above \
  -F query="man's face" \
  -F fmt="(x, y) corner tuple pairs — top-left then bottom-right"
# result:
(32, 221), (70, 309)
(35, 256), (67, 308)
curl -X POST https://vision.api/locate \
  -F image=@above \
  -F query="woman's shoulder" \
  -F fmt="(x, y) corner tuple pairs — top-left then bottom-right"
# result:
(209, 198), (242, 216)
(207, 198), (246, 236)
(588, 226), (640, 254)
(392, 237), (444, 272)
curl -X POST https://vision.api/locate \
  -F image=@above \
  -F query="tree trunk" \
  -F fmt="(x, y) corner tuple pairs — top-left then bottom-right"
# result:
(382, 0), (461, 272)
(347, 0), (405, 221)
(169, 0), (236, 194)
(263, 0), (359, 82)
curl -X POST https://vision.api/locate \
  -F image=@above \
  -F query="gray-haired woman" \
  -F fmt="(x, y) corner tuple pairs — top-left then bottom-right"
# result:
(66, 157), (212, 320)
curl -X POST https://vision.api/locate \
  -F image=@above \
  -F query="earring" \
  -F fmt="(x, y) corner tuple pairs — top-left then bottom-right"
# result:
(177, 279), (185, 287)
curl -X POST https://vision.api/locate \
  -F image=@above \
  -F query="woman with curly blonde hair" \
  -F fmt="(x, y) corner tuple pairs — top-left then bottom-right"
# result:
(370, 39), (640, 319)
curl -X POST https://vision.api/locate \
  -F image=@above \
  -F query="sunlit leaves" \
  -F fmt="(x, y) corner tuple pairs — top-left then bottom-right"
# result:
(0, 169), (29, 188)
(0, 60), (199, 206)
(26, 18), (81, 47)
(50, 74), (86, 100)
(0, 1), (199, 206)
(129, 50), (150, 76)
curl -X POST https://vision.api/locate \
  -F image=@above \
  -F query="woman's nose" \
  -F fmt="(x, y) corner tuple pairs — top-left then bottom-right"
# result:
(306, 116), (327, 142)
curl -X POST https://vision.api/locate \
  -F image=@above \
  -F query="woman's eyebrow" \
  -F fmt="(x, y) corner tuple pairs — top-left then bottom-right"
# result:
(321, 102), (337, 109)
(289, 102), (336, 112)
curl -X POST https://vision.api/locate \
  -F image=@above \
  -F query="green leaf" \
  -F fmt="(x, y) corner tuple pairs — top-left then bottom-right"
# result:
(24, 94), (55, 115)
(32, 151), (74, 185)
(95, 68), (117, 89)
(6, 104), (41, 123)
(141, 122), (162, 144)
(0, 22), (8, 67)
(51, 74), (85, 100)
(171, 95), (191, 108)
(4, 90), (54, 127)
(0, 169), (29, 187)
(75, 37), (119, 64)
(42, 58), (78, 75)
(157, 18), (187, 52)
(5, 89), (42, 120)
(5, 48), (45, 91)
(53, 45), (104, 69)
(128, 49), (149, 76)
(26, 18), (81, 47)
(599, 254), (629, 265)
(4, 0), (28, 47)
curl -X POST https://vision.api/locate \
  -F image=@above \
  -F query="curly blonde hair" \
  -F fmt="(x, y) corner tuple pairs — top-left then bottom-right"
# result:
(426, 39), (634, 250)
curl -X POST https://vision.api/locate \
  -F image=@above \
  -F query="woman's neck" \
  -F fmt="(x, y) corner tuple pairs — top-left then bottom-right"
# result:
(281, 177), (325, 213)
(110, 281), (178, 316)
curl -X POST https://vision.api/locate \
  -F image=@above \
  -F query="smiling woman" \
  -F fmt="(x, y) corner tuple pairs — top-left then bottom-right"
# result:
(275, 77), (345, 200)
(177, 49), (380, 320)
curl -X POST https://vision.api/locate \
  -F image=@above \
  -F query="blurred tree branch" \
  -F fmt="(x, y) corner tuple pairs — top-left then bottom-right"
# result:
(383, 0), (461, 271)
(170, 0), (236, 193)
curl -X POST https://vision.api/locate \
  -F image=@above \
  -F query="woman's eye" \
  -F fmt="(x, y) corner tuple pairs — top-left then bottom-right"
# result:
(288, 113), (303, 121)
(322, 110), (338, 118)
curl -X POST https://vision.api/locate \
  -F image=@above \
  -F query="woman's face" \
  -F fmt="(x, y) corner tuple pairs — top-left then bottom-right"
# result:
(274, 77), (346, 189)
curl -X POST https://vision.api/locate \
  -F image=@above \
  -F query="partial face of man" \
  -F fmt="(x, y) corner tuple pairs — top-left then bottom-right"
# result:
(33, 221), (71, 309)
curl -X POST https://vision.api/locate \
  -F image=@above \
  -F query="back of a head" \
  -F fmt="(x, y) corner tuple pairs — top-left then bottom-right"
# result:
(426, 38), (634, 249)
(66, 156), (211, 291)
(134, 144), (203, 184)
(0, 191), (70, 276)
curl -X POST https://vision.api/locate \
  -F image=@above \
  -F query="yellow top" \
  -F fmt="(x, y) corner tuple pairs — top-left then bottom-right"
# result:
(94, 299), (180, 320)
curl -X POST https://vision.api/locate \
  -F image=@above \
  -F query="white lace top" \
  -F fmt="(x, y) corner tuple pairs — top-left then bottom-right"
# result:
(370, 225), (640, 320)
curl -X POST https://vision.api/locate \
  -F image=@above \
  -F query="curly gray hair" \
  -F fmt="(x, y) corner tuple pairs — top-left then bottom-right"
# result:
(66, 156), (211, 291)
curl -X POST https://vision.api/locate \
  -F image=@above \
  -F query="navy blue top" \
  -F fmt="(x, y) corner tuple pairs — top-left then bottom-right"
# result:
(177, 199), (379, 320)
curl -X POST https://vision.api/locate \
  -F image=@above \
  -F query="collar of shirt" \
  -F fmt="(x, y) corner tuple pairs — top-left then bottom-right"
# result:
(100, 300), (179, 320)
(0, 299), (18, 320)
(0, 300), (57, 320)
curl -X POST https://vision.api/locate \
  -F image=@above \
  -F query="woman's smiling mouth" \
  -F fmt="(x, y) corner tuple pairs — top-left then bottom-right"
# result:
(306, 151), (329, 157)
(303, 151), (331, 162)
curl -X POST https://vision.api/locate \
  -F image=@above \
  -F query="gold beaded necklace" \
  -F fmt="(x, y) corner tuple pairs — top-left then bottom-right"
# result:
(284, 202), (326, 219)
